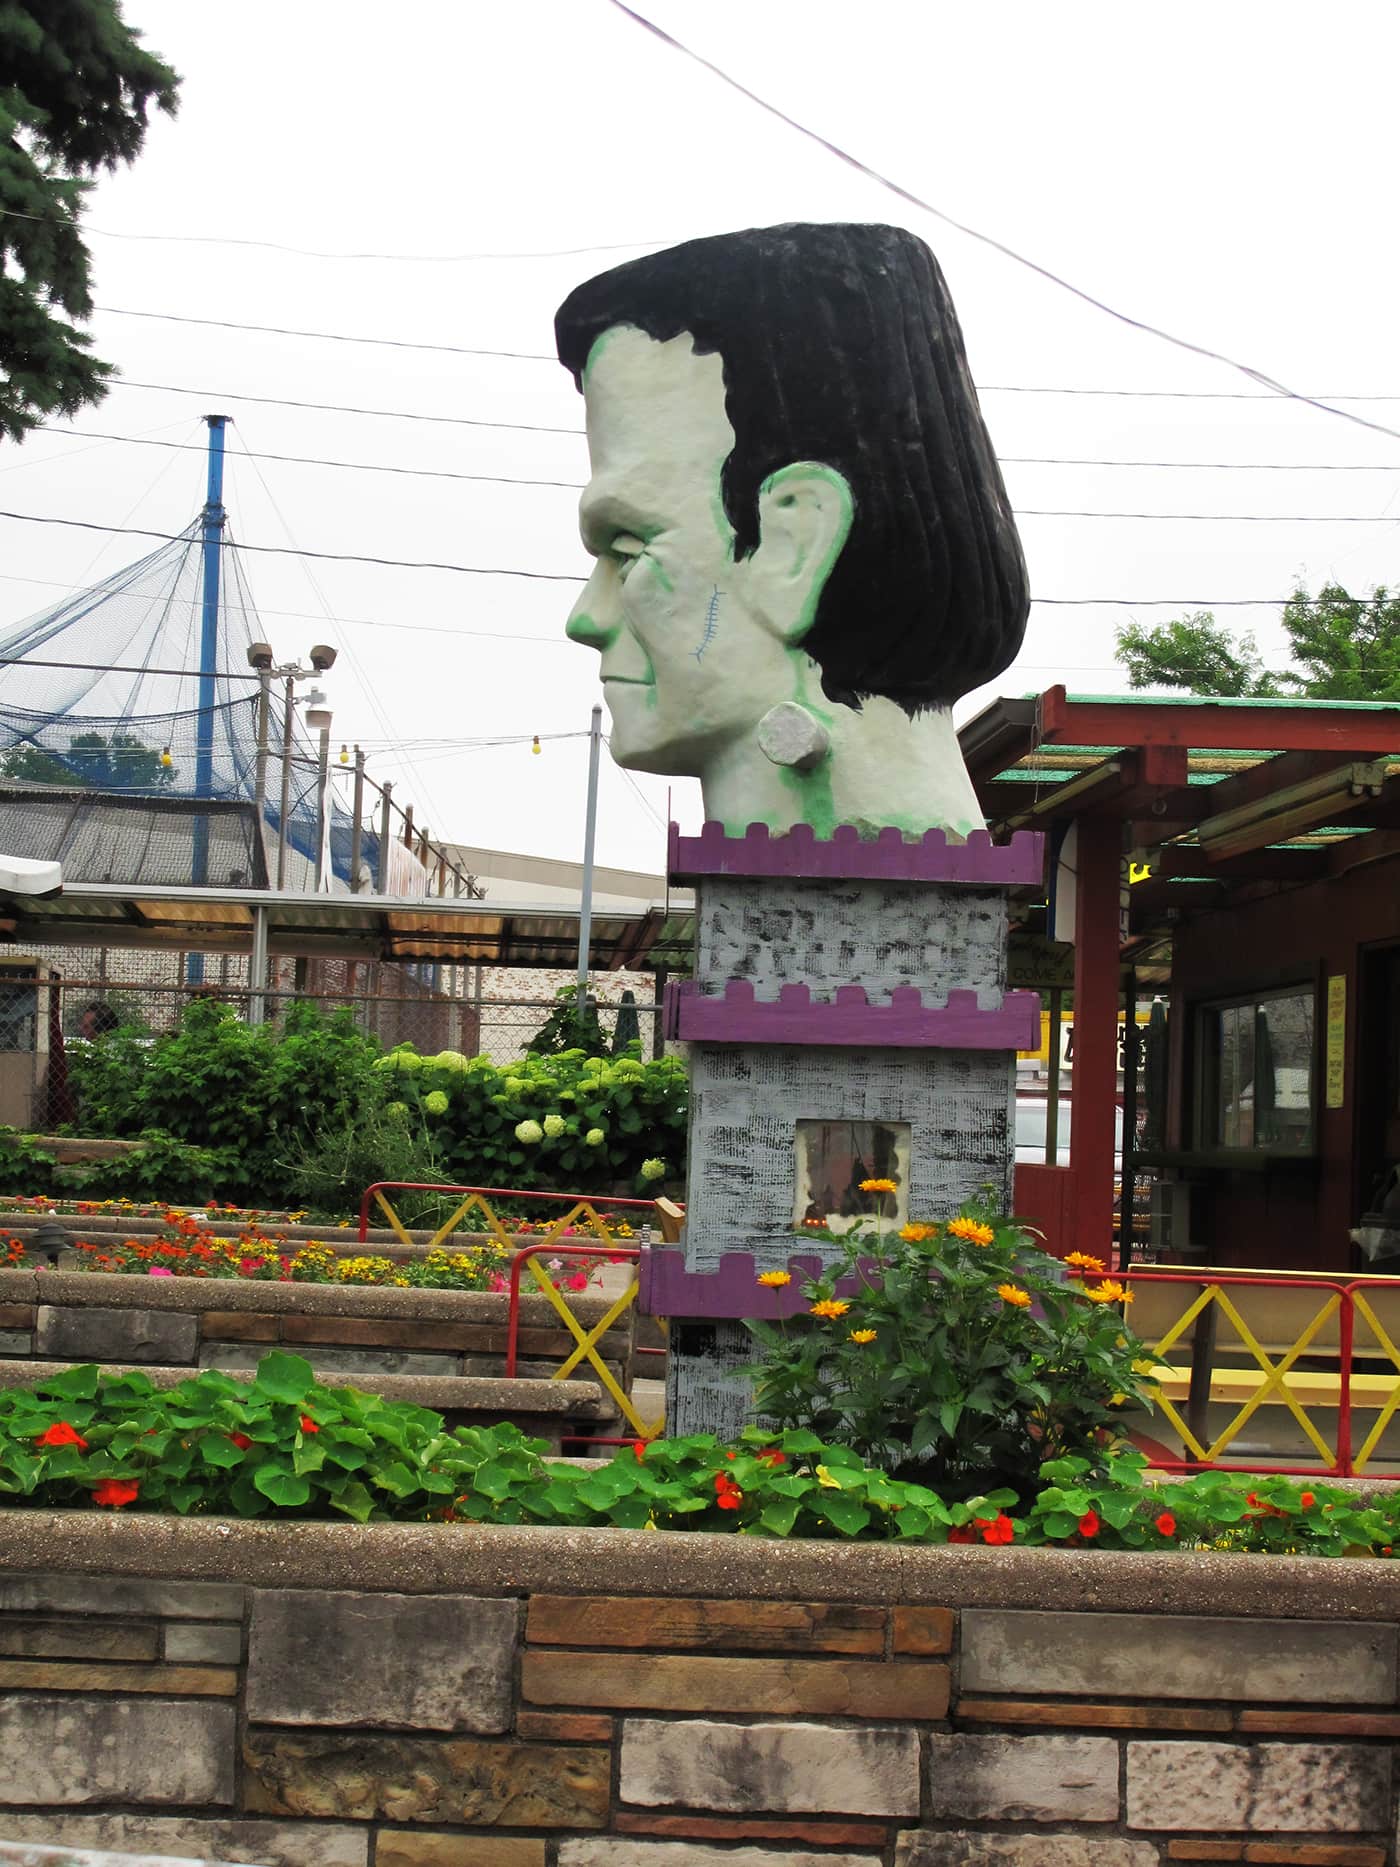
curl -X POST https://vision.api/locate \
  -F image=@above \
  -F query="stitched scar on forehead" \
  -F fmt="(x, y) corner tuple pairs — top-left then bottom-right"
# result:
(693, 586), (722, 663)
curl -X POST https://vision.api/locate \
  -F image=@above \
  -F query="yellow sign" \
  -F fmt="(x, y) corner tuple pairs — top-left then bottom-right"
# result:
(1325, 975), (1347, 1110)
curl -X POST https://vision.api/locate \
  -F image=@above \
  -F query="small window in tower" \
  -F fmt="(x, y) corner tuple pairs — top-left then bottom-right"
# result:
(793, 1119), (911, 1229)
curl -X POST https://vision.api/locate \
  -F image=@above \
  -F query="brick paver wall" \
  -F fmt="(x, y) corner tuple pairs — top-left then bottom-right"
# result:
(0, 1552), (1396, 1865)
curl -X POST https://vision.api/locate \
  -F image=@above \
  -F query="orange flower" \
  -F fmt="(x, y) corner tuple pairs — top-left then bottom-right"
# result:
(1064, 1251), (1106, 1274)
(899, 1223), (938, 1243)
(859, 1177), (897, 1195)
(756, 1270), (792, 1288)
(299, 1415), (319, 1434)
(1084, 1279), (1133, 1305)
(1299, 1490), (1315, 1509)
(848, 1328), (878, 1344)
(808, 1298), (851, 1320)
(948, 1217), (996, 1246)
(996, 1284), (1032, 1307)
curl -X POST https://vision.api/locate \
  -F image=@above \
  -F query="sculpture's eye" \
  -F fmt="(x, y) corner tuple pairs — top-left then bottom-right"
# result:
(611, 535), (645, 579)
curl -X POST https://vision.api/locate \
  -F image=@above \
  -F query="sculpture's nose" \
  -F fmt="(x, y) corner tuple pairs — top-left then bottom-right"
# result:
(566, 562), (619, 652)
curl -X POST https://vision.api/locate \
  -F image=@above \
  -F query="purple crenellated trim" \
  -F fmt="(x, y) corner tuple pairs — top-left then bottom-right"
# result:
(667, 820), (1044, 886)
(639, 1248), (881, 1319)
(662, 979), (1041, 1051)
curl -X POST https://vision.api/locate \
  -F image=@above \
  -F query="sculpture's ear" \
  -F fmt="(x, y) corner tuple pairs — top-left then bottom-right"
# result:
(747, 462), (854, 646)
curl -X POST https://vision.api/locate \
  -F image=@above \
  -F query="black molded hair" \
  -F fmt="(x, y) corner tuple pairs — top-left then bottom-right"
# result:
(555, 222), (1028, 712)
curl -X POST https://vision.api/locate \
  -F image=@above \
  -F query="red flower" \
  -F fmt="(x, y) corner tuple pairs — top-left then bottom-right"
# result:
(1078, 1511), (1101, 1539)
(947, 1525), (976, 1544)
(564, 1272), (590, 1292)
(299, 1415), (319, 1434)
(35, 1421), (87, 1450)
(974, 1513), (1015, 1546)
(92, 1478), (139, 1509)
(1154, 1511), (1176, 1536)
(631, 1440), (647, 1461)
(1299, 1490), (1316, 1509)
(228, 1432), (253, 1451)
(713, 1471), (743, 1510)
(756, 1448), (787, 1466)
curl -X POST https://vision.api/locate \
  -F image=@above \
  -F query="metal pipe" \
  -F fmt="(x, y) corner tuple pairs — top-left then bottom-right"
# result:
(576, 702), (603, 993)
(275, 672), (295, 890)
(348, 746), (365, 895)
(1118, 968), (1139, 1269)
(247, 904), (269, 1026)
(190, 413), (228, 897)
(1046, 986), (1063, 1163)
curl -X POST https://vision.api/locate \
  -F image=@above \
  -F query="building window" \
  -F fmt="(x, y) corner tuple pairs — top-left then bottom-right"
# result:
(1199, 986), (1316, 1154)
(793, 1119), (911, 1227)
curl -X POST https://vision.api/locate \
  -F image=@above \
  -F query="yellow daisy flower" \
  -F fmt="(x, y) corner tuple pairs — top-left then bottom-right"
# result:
(756, 1270), (792, 1288)
(948, 1217), (996, 1247)
(859, 1177), (898, 1195)
(848, 1328), (878, 1344)
(809, 1298), (851, 1320)
(996, 1283), (1032, 1307)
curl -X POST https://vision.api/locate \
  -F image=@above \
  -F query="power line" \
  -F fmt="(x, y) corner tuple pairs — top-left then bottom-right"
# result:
(114, 380), (584, 436)
(1, 508), (1391, 594)
(0, 205), (668, 264)
(606, 1), (1400, 450)
(31, 425), (1399, 484)
(0, 510), (587, 580)
(35, 426), (582, 490)
(96, 305), (556, 362)
(92, 303), (1400, 404)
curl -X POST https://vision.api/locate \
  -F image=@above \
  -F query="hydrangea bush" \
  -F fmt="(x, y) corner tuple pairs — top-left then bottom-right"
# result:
(375, 1044), (686, 1196)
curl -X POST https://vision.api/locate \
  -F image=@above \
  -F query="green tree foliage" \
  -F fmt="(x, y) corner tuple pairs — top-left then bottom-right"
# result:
(0, 1), (179, 441)
(1, 730), (173, 787)
(1115, 585), (1400, 702)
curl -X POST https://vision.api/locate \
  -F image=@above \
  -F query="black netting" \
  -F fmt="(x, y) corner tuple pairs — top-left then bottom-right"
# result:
(0, 522), (373, 887)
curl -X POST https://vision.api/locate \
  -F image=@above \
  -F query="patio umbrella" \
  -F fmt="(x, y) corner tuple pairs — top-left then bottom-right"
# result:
(1141, 998), (1169, 1152)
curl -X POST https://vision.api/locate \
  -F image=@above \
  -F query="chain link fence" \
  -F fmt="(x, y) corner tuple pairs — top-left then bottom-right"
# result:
(0, 950), (664, 1132)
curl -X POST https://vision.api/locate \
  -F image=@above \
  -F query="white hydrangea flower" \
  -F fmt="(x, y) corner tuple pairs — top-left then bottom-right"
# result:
(515, 1119), (544, 1144)
(423, 1090), (449, 1116)
(543, 1113), (566, 1138)
(584, 1128), (605, 1147)
(639, 1157), (666, 1181)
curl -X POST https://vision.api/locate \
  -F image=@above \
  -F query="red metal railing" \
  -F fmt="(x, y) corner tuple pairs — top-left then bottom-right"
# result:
(1113, 1268), (1400, 1477)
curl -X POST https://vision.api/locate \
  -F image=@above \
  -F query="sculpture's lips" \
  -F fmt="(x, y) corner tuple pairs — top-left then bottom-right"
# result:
(602, 675), (650, 686)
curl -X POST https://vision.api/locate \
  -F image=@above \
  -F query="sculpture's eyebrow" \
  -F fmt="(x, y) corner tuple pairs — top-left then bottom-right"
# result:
(578, 484), (655, 555)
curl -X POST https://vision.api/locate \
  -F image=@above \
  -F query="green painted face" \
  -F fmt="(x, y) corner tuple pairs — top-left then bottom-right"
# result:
(566, 327), (851, 793)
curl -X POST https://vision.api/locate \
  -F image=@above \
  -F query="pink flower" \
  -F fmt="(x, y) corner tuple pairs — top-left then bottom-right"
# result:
(147, 1266), (174, 1277)
(565, 1271), (589, 1292)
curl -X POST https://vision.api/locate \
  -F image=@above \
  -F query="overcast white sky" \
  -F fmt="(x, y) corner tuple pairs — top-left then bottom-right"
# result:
(4, 0), (1399, 876)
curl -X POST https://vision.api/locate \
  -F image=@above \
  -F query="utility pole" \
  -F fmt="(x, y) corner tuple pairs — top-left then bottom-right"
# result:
(376, 781), (393, 892)
(348, 746), (365, 895)
(276, 672), (296, 890)
(576, 703), (603, 995)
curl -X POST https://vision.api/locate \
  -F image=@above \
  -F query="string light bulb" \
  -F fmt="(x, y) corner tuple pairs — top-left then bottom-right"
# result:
(531, 734), (541, 755)
(159, 746), (172, 768)
(339, 743), (349, 765)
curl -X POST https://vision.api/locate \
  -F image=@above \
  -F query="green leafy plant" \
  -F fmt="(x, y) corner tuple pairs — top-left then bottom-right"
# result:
(1, 1359), (1396, 1555)
(745, 1205), (1155, 1497)
(0, 1128), (57, 1197)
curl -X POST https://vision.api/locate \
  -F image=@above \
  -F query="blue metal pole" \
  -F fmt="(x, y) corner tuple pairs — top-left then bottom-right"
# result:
(189, 414), (228, 982)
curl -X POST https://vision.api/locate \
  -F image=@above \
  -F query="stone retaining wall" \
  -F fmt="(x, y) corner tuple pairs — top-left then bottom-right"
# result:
(0, 1519), (1397, 1865)
(0, 1269), (632, 1385)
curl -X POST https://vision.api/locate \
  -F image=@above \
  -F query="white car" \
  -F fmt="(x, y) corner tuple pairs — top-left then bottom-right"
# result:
(1014, 1095), (1123, 1169)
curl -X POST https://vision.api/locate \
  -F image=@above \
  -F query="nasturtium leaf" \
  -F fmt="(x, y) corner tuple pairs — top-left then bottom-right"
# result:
(251, 1351), (316, 1405)
(252, 1463), (311, 1507)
